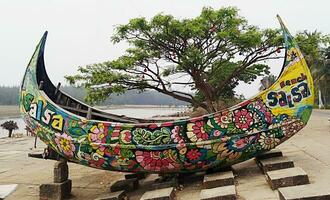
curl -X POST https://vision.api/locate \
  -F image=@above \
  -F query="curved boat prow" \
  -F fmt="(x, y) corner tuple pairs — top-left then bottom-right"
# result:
(20, 17), (314, 173)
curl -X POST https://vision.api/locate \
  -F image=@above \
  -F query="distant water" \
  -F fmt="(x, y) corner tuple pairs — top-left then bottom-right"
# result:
(0, 107), (186, 138)
(105, 106), (187, 118)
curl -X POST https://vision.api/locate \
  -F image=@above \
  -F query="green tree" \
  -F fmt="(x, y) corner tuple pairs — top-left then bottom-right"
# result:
(314, 47), (330, 106)
(295, 31), (330, 67)
(295, 31), (330, 105)
(66, 7), (283, 112)
(1, 120), (18, 138)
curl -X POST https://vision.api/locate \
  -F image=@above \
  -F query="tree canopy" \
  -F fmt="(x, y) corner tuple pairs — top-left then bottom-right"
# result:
(1, 120), (18, 138)
(295, 31), (330, 105)
(66, 7), (284, 112)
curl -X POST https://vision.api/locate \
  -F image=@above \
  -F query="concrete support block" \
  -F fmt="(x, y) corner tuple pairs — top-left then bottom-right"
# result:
(278, 185), (330, 200)
(203, 171), (234, 189)
(140, 187), (175, 200)
(39, 179), (72, 200)
(94, 190), (127, 200)
(266, 167), (309, 190)
(200, 185), (236, 200)
(258, 156), (294, 173)
(256, 149), (283, 160)
(110, 178), (139, 192)
(53, 160), (68, 183)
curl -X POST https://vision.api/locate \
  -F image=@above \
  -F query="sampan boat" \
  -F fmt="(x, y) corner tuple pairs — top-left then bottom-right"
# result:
(20, 16), (314, 173)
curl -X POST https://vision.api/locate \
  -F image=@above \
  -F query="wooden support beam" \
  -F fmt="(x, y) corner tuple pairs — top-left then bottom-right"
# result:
(86, 107), (92, 120)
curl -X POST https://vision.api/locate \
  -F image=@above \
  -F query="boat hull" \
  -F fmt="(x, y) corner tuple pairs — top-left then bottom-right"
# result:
(20, 17), (314, 173)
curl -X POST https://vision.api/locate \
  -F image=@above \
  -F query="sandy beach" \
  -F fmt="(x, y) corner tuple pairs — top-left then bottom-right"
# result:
(0, 106), (20, 119)
(0, 110), (329, 200)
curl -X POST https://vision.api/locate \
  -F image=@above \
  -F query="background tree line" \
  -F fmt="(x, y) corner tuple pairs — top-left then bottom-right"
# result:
(0, 86), (19, 105)
(0, 85), (188, 106)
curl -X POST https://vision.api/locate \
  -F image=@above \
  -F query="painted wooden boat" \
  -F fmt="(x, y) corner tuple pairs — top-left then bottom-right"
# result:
(20, 16), (314, 173)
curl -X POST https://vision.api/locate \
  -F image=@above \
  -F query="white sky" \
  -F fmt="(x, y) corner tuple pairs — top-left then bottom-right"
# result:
(0, 0), (329, 98)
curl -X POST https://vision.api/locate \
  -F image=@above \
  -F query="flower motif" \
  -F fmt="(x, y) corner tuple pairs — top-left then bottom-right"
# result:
(135, 150), (179, 172)
(214, 112), (233, 129)
(88, 123), (107, 155)
(186, 149), (202, 161)
(258, 132), (280, 150)
(213, 130), (221, 137)
(233, 109), (253, 130)
(281, 119), (305, 137)
(264, 111), (272, 123)
(253, 99), (267, 113)
(55, 132), (75, 158)
(287, 48), (300, 62)
(88, 123), (106, 143)
(171, 126), (186, 150)
(233, 138), (248, 149)
(212, 143), (241, 161)
(187, 121), (209, 142)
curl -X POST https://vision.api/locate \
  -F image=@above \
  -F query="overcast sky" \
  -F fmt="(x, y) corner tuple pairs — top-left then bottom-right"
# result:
(1, 0), (329, 98)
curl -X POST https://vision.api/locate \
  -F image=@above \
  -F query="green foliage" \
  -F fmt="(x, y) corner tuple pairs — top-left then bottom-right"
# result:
(66, 7), (284, 112)
(1, 120), (18, 130)
(295, 31), (330, 105)
(295, 31), (330, 67)
(1, 120), (18, 137)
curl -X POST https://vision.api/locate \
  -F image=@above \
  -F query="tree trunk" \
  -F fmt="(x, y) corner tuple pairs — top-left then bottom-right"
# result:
(205, 99), (217, 113)
(8, 129), (13, 138)
(191, 71), (217, 113)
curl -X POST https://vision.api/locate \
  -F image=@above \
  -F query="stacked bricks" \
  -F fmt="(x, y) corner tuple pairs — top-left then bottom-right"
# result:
(39, 159), (71, 200)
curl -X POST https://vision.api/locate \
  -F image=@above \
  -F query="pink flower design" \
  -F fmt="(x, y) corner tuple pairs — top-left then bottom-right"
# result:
(135, 150), (179, 172)
(254, 99), (267, 113)
(88, 123), (105, 143)
(233, 135), (257, 150)
(186, 149), (202, 161)
(213, 130), (221, 137)
(233, 109), (253, 130)
(171, 126), (186, 149)
(252, 100), (273, 123)
(234, 138), (248, 149)
(88, 123), (107, 155)
(187, 121), (209, 142)
(55, 132), (75, 158)
(264, 111), (272, 123)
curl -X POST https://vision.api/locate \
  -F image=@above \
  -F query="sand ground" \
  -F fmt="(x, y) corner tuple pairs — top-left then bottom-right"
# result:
(0, 110), (329, 200)
(0, 106), (20, 119)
